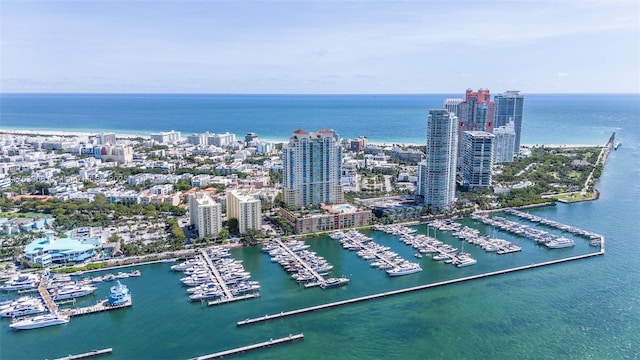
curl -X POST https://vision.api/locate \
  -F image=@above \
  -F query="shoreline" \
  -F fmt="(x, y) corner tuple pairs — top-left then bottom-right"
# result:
(0, 128), (604, 148)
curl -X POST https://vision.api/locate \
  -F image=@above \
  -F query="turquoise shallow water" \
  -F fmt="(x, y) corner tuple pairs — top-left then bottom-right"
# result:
(1, 94), (639, 359)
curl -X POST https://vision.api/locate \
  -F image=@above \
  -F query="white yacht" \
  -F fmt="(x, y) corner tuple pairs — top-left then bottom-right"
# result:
(386, 264), (422, 276)
(0, 301), (46, 318)
(454, 254), (478, 267)
(545, 238), (575, 249)
(0, 274), (40, 291)
(51, 284), (97, 301)
(319, 277), (350, 289)
(9, 313), (70, 330)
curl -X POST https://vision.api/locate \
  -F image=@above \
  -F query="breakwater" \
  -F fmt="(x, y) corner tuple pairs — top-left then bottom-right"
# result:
(237, 248), (603, 326)
(190, 334), (304, 360)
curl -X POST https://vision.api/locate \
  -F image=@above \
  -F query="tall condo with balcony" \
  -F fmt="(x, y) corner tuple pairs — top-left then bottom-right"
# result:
(188, 192), (222, 239)
(282, 129), (343, 208)
(417, 109), (458, 212)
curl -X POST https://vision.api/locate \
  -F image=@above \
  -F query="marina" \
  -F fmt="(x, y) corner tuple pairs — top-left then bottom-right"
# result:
(171, 247), (260, 304)
(190, 334), (304, 360)
(376, 225), (479, 268)
(263, 238), (347, 289)
(333, 229), (422, 276)
(237, 247), (604, 327)
(471, 212), (586, 249)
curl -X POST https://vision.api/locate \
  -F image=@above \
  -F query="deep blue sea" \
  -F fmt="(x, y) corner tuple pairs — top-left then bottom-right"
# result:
(0, 93), (639, 359)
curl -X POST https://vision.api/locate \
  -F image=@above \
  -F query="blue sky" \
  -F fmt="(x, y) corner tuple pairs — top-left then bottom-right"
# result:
(1, 0), (638, 93)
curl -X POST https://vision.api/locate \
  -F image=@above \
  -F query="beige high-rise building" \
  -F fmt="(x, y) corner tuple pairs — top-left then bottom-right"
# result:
(188, 192), (222, 239)
(226, 190), (261, 234)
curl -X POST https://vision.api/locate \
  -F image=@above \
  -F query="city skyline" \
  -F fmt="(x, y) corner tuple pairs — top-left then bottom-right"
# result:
(1, 1), (638, 94)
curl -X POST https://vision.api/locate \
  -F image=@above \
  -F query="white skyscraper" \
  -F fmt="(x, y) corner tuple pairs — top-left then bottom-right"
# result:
(226, 190), (262, 234)
(282, 129), (343, 208)
(493, 120), (516, 164)
(188, 192), (222, 239)
(417, 109), (458, 212)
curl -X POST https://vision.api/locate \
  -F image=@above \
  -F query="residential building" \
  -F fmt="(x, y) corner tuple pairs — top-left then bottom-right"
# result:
(417, 109), (458, 212)
(187, 133), (206, 145)
(350, 136), (368, 152)
(189, 192), (222, 239)
(150, 130), (181, 144)
(494, 90), (525, 156)
(226, 190), (262, 234)
(96, 132), (117, 145)
(280, 204), (371, 234)
(207, 132), (236, 147)
(493, 120), (516, 163)
(443, 98), (463, 119)
(458, 89), (495, 164)
(282, 129), (343, 208)
(462, 131), (495, 188)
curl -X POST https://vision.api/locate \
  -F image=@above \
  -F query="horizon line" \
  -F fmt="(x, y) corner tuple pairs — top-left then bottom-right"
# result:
(1, 91), (638, 96)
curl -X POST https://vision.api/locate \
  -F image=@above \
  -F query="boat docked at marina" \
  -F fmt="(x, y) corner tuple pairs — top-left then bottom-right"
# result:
(108, 281), (131, 306)
(51, 284), (97, 301)
(0, 300), (46, 318)
(319, 277), (350, 289)
(0, 273), (40, 291)
(545, 238), (575, 249)
(386, 264), (422, 277)
(9, 313), (69, 330)
(453, 254), (477, 267)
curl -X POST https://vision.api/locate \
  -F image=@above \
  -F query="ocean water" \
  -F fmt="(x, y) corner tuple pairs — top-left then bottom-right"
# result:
(0, 94), (639, 359)
(0, 93), (636, 145)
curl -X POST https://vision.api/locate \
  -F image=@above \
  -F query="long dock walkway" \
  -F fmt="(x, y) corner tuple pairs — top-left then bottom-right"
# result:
(199, 249), (233, 299)
(62, 299), (132, 317)
(53, 348), (113, 360)
(38, 276), (58, 313)
(238, 250), (603, 326)
(274, 239), (324, 283)
(190, 333), (304, 360)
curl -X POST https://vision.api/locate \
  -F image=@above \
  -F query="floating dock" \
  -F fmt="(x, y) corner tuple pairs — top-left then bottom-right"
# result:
(207, 292), (260, 306)
(190, 333), (304, 360)
(53, 348), (113, 360)
(199, 249), (233, 299)
(237, 250), (603, 326)
(62, 299), (132, 317)
(274, 239), (325, 283)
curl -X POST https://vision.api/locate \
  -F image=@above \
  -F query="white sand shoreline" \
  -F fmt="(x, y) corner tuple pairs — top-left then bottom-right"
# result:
(0, 128), (604, 148)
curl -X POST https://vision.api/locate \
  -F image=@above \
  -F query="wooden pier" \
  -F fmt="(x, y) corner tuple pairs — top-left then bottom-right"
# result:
(38, 276), (58, 313)
(190, 333), (304, 360)
(53, 348), (113, 360)
(238, 250), (603, 326)
(63, 299), (132, 317)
